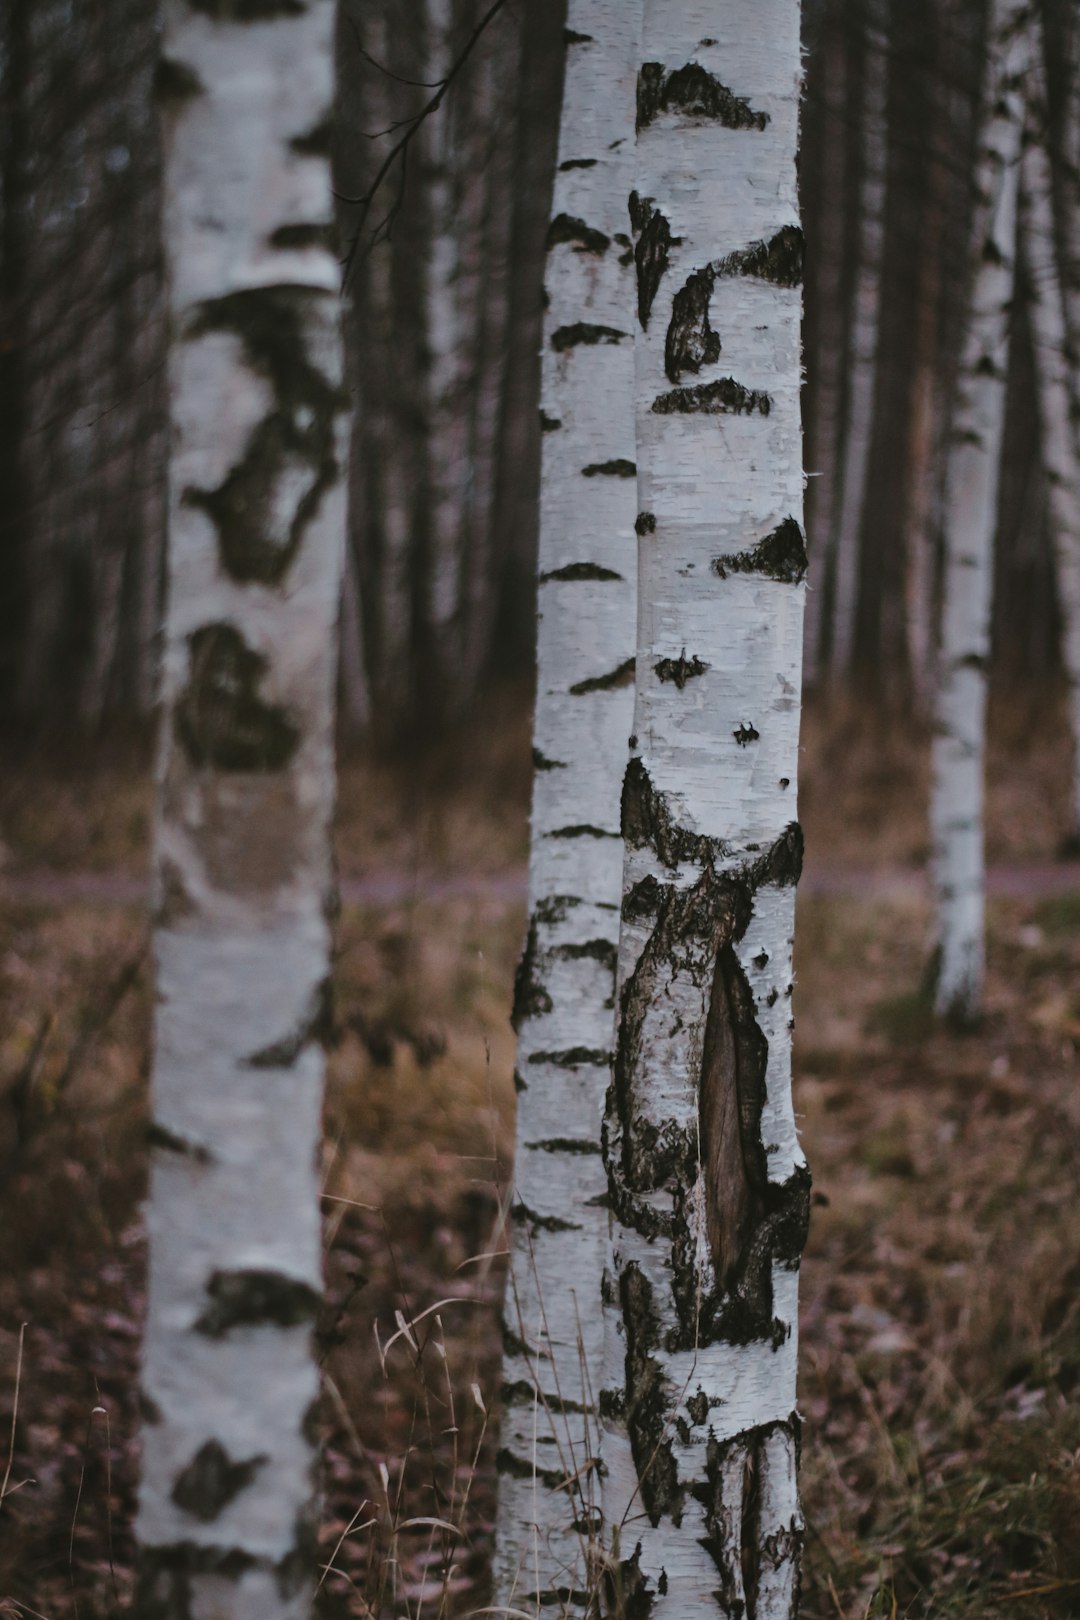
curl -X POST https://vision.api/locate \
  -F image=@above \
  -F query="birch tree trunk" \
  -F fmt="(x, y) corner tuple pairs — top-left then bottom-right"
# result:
(827, 0), (887, 681)
(1021, 30), (1080, 848)
(601, 9), (808, 1613)
(494, 7), (640, 1610)
(930, 0), (1028, 1024)
(136, 3), (346, 1615)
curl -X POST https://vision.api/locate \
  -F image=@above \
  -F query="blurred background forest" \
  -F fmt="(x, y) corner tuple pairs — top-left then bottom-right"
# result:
(3, 1), (1080, 1618)
(1, 0), (1076, 736)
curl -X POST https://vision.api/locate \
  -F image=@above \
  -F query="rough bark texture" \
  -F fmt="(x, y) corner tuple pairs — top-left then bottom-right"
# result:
(136, 3), (346, 1616)
(930, 0), (1029, 1025)
(493, 5), (639, 1610)
(601, 7), (809, 1614)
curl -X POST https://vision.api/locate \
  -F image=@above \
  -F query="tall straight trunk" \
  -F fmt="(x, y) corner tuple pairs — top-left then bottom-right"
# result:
(494, 7), (640, 1609)
(136, 3), (346, 1615)
(930, 0), (1028, 1024)
(828, 0), (887, 680)
(1021, 28), (1080, 845)
(803, 10), (849, 687)
(601, 7), (808, 1614)
(489, 0), (567, 675)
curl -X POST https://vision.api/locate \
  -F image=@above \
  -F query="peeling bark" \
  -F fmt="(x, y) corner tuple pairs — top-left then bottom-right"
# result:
(601, 7), (808, 1612)
(136, 1), (345, 1615)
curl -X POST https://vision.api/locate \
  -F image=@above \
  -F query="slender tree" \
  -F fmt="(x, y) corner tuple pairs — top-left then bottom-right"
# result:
(135, 3), (346, 1614)
(600, 7), (809, 1612)
(494, 6), (640, 1608)
(930, 0), (1029, 1024)
(1022, 23), (1080, 849)
(826, 0), (888, 681)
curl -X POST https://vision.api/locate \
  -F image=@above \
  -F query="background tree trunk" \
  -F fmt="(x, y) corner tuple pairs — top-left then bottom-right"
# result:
(930, 0), (1028, 1025)
(136, 3), (346, 1613)
(601, 7), (809, 1612)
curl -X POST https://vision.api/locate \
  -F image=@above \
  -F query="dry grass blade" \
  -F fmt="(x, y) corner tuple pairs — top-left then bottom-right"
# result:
(0, 1323), (28, 1515)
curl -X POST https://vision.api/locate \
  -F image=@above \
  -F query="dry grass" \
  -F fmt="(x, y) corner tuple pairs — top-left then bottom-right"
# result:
(1, 688), (1079, 1615)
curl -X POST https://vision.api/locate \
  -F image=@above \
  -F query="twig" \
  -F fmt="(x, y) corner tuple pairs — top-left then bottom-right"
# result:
(340, 0), (510, 289)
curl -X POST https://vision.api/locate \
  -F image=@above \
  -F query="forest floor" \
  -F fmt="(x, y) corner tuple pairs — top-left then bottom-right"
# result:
(1, 686), (1080, 1618)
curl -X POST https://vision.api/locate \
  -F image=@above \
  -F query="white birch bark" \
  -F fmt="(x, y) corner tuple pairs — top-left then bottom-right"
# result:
(930, 0), (1029, 1023)
(827, 0), (887, 680)
(1021, 33), (1080, 847)
(494, 5), (640, 1610)
(601, 10), (808, 1614)
(137, 4), (346, 1616)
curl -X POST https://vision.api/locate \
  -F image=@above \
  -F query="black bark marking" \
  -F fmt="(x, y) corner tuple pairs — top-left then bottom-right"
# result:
(539, 561), (623, 582)
(512, 917), (553, 1032)
(607, 794), (807, 1344)
(511, 1200), (582, 1234)
(734, 722), (760, 746)
(268, 222), (335, 251)
(175, 624), (299, 773)
(242, 978), (333, 1068)
(564, 29), (593, 45)
(715, 224), (804, 288)
(699, 948), (769, 1288)
(532, 748), (566, 771)
(155, 858), (196, 926)
(547, 824), (621, 840)
(535, 894), (583, 925)
(527, 1137), (602, 1155)
(148, 1122), (211, 1164)
(603, 1538), (655, 1620)
(622, 757), (735, 868)
(154, 58), (204, 102)
(551, 322), (627, 352)
(654, 651), (708, 689)
(635, 511), (656, 535)
(527, 1046), (611, 1067)
(194, 1269), (321, 1337)
(569, 658), (635, 695)
(637, 63), (769, 132)
(496, 1448), (567, 1489)
(172, 1440), (267, 1523)
(289, 117), (333, 157)
(502, 1380), (592, 1413)
(183, 287), (344, 586)
(134, 1544), (257, 1620)
(652, 377), (770, 417)
(620, 1263), (682, 1525)
(546, 214), (610, 255)
(713, 517), (808, 584)
(666, 267), (720, 382)
(559, 157), (597, 170)
(581, 458), (636, 478)
(190, 0), (305, 15)
(698, 1419), (803, 1610)
(629, 193), (679, 329)
(140, 1391), (164, 1426)
(552, 938), (618, 974)
(540, 411), (561, 432)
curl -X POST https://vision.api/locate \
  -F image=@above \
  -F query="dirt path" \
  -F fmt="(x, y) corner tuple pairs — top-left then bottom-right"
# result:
(3, 860), (1080, 908)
